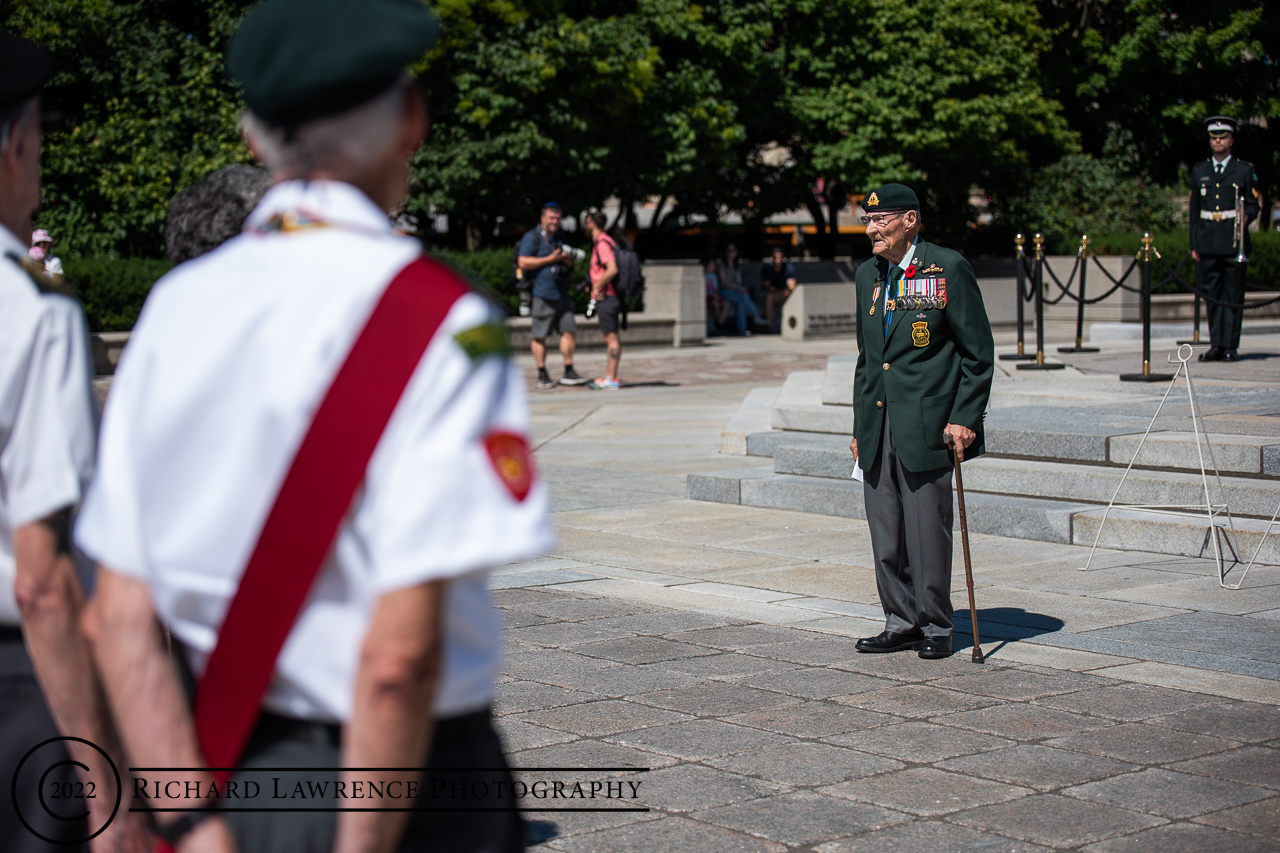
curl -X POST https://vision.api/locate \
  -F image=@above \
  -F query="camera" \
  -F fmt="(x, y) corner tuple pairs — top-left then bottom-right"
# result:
(554, 245), (585, 286)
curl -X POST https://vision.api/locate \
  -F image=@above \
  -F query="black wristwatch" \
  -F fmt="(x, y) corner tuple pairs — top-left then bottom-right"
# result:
(151, 801), (218, 847)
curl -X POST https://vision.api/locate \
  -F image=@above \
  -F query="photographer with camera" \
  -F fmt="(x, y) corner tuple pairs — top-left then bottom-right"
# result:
(519, 202), (588, 388)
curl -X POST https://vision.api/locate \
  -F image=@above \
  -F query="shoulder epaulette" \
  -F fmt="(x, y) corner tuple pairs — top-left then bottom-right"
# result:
(4, 251), (77, 298)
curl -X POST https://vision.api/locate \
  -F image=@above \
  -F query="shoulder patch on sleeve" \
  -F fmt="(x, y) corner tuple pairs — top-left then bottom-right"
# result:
(454, 322), (512, 361)
(484, 430), (534, 501)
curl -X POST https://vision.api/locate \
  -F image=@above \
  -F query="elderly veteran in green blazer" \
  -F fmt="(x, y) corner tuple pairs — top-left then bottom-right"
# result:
(849, 183), (994, 660)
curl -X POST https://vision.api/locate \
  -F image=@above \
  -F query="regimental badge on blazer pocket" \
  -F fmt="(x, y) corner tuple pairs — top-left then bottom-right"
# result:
(911, 321), (930, 347)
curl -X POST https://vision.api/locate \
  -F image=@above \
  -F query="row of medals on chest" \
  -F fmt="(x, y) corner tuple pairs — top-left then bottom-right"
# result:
(871, 283), (946, 315)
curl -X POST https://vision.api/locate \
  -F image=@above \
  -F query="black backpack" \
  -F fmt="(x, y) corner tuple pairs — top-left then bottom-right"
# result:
(608, 229), (644, 307)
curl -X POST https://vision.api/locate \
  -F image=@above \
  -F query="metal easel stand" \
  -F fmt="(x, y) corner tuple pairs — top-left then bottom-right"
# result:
(1236, 501), (1280, 591)
(1080, 344), (1243, 587)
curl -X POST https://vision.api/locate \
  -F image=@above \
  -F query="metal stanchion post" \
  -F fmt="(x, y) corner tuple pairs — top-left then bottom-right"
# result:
(1017, 233), (1065, 371)
(999, 233), (1035, 361)
(1120, 232), (1174, 382)
(1059, 234), (1100, 354)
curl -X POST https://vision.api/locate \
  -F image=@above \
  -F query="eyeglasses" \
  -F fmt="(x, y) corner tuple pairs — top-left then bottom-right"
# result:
(861, 212), (904, 227)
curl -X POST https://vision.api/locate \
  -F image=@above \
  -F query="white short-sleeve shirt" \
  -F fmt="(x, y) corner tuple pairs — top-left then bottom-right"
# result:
(75, 180), (555, 722)
(0, 226), (97, 626)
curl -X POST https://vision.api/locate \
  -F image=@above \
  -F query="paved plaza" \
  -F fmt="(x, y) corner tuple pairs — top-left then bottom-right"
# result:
(496, 331), (1280, 851)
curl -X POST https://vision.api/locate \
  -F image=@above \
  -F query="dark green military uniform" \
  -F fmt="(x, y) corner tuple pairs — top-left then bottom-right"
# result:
(1190, 116), (1261, 356)
(854, 185), (993, 646)
(854, 242), (994, 471)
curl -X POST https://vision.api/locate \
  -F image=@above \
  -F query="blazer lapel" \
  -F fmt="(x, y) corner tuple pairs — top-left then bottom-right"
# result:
(866, 258), (888, 360)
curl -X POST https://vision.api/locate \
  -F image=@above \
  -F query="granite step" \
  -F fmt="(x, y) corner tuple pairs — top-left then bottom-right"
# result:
(686, 468), (1280, 564)
(752, 419), (1280, 477)
(769, 447), (1280, 517)
(687, 469), (1091, 544)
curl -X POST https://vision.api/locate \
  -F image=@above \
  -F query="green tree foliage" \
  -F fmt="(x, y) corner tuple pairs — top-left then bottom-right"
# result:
(2, 0), (253, 257)
(1007, 129), (1183, 244)
(4, 0), (1274, 263)
(775, 0), (1075, 253)
(413, 0), (748, 247)
(1037, 0), (1279, 223)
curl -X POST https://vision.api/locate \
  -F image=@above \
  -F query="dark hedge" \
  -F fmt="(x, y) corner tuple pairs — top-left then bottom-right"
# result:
(60, 248), (592, 333)
(62, 257), (173, 332)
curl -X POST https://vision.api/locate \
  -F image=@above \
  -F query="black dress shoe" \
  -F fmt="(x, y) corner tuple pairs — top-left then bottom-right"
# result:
(1198, 346), (1224, 362)
(1223, 348), (1239, 362)
(918, 636), (954, 659)
(856, 631), (924, 653)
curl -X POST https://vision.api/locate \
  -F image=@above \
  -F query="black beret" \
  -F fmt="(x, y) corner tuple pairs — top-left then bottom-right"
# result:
(862, 183), (919, 213)
(226, 0), (440, 130)
(0, 32), (53, 114)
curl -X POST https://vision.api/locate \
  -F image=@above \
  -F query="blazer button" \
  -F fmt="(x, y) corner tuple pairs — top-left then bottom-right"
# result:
(882, 362), (890, 370)
(877, 400), (883, 408)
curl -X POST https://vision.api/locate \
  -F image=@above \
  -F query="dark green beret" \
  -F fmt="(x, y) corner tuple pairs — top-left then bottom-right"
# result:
(863, 183), (919, 213)
(0, 32), (52, 114)
(226, 0), (439, 130)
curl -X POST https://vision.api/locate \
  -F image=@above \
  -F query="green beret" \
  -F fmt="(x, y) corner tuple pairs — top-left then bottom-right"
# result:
(0, 32), (53, 113)
(863, 183), (919, 213)
(226, 0), (439, 129)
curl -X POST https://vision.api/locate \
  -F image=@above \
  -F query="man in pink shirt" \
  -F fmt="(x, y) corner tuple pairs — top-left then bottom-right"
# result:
(584, 212), (622, 390)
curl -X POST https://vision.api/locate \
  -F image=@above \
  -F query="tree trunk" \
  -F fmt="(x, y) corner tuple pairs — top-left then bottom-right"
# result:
(609, 197), (629, 230)
(826, 182), (845, 257)
(650, 195), (669, 231)
(465, 218), (484, 250)
(804, 198), (834, 259)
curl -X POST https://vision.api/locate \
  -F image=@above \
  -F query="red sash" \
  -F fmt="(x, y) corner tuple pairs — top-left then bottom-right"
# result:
(192, 256), (468, 782)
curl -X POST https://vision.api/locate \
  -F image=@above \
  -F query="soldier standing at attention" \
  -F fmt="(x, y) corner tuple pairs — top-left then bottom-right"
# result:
(849, 184), (993, 660)
(0, 32), (144, 853)
(76, 1), (553, 852)
(1191, 116), (1261, 363)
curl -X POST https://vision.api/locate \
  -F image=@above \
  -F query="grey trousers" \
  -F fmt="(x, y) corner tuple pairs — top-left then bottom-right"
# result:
(220, 710), (524, 853)
(0, 628), (89, 852)
(862, 415), (955, 638)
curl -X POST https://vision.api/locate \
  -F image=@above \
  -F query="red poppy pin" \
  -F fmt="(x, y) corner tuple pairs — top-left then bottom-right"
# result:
(904, 264), (918, 278)
(484, 430), (534, 502)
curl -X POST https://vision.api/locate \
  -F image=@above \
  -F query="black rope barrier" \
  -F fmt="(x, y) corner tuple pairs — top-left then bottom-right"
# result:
(1038, 256), (1078, 306)
(1157, 253), (1280, 311)
(1019, 257), (1036, 299)
(1088, 255), (1142, 293)
(1003, 229), (1279, 380)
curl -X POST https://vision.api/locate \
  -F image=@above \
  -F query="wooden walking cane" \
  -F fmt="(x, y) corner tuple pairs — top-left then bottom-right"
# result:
(945, 434), (985, 664)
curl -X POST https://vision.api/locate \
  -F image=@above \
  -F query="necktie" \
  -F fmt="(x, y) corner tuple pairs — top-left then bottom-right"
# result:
(885, 266), (903, 339)
(1216, 163), (1223, 175)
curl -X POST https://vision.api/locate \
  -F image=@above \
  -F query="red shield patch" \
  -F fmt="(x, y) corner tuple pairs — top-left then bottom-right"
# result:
(484, 431), (534, 502)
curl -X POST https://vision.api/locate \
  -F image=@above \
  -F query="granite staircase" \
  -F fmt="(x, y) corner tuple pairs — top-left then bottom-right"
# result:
(690, 356), (1280, 565)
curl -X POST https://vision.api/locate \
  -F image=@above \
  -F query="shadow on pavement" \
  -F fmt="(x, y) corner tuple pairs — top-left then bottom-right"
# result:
(953, 607), (1066, 656)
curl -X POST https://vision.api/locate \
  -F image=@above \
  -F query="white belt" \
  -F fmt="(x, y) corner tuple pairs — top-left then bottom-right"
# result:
(1200, 210), (1236, 221)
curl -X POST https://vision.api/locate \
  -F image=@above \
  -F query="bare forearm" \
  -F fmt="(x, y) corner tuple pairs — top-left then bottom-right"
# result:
(82, 567), (230, 853)
(15, 522), (125, 828)
(17, 523), (113, 741)
(518, 255), (560, 271)
(335, 582), (444, 853)
(85, 575), (200, 769)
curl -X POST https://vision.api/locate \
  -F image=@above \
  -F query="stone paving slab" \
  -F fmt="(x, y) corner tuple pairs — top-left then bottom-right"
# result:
(498, 344), (1280, 850)
(498, 584), (1280, 851)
